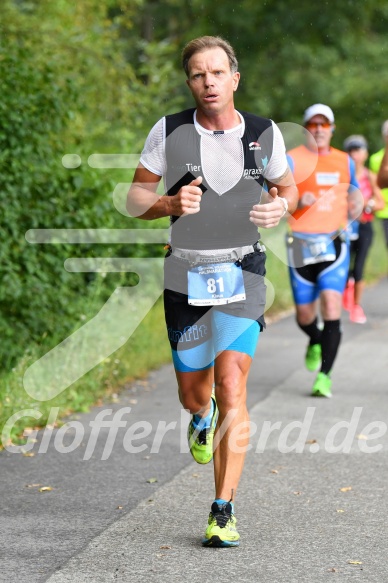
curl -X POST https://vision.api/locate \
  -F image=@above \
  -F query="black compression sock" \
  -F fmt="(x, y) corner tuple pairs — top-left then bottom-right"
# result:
(321, 320), (341, 374)
(297, 317), (322, 346)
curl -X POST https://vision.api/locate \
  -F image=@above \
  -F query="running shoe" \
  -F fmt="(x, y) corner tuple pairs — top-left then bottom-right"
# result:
(305, 343), (322, 372)
(350, 304), (367, 324)
(187, 395), (218, 464)
(342, 279), (355, 311)
(312, 372), (332, 398)
(202, 501), (240, 547)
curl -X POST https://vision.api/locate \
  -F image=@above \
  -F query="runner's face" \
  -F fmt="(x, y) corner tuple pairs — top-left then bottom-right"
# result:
(305, 115), (334, 151)
(349, 147), (368, 165)
(186, 47), (240, 116)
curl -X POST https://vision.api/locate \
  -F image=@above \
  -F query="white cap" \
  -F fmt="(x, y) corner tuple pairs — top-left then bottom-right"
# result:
(303, 104), (335, 124)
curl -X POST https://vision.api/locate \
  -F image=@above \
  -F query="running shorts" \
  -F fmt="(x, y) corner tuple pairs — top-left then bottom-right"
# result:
(164, 247), (266, 372)
(287, 235), (350, 305)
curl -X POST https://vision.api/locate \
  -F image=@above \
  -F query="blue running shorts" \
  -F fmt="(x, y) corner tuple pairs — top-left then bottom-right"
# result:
(287, 234), (350, 305)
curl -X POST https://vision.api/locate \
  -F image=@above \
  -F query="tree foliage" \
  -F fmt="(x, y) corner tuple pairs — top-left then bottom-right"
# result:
(135, 0), (388, 148)
(0, 0), (159, 365)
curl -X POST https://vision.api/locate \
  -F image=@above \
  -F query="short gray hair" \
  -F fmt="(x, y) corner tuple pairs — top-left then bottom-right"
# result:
(182, 36), (238, 77)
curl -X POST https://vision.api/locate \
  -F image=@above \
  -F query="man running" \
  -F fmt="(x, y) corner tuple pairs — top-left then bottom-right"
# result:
(287, 104), (360, 398)
(127, 36), (298, 547)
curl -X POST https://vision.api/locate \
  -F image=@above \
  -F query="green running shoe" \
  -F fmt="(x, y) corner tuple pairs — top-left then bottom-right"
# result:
(187, 395), (218, 464)
(202, 501), (240, 547)
(305, 343), (322, 372)
(312, 372), (332, 398)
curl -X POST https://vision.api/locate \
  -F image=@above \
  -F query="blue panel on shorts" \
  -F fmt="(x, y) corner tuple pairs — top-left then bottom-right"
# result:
(172, 310), (260, 371)
(288, 267), (320, 305)
(173, 338), (215, 372)
(212, 310), (260, 358)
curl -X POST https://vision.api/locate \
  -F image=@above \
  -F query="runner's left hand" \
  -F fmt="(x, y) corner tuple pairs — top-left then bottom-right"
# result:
(249, 187), (286, 228)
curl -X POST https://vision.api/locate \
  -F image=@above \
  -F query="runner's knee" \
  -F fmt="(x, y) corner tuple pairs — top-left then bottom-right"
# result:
(215, 377), (247, 412)
(179, 388), (212, 414)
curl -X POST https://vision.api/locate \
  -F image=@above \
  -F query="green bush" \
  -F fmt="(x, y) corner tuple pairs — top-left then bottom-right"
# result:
(0, 37), (80, 364)
(0, 27), (158, 367)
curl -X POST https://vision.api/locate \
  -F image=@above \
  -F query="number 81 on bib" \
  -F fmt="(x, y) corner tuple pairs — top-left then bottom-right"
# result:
(188, 262), (246, 306)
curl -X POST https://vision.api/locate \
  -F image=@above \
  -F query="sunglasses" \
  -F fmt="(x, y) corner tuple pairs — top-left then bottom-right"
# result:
(305, 122), (332, 130)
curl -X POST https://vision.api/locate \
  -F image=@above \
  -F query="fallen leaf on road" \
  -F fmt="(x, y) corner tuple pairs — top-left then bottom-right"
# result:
(347, 560), (363, 565)
(146, 478), (158, 483)
(306, 439), (317, 444)
(39, 486), (53, 492)
(192, 473), (199, 478)
(160, 545), (171, 550)
(22, 452), (35, 457)
(270, 469), (279, 474)
(25, 484), (41, 488)
(117, 506), (123, 510)
(327, 568), (338, 572)
(339, 486), (352, 492)
(23, 427), (35, 435)
(336, 509), (345, 513)
(293, 491), (302, 495)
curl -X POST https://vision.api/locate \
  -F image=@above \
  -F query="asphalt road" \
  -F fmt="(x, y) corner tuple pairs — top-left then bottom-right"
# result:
(0, 278), (387, 583)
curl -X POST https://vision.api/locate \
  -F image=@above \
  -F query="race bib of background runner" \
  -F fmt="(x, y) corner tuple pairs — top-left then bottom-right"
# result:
(188, 262), (246, 306)
(300, 234), (336, 265)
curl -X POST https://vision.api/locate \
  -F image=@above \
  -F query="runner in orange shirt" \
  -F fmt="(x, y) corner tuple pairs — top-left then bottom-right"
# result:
(287, 104), (361, 397)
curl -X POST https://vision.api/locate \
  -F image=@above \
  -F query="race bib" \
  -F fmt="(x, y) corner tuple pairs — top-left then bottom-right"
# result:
(300, 234), (336, 265)
(188, 262), (246, 306)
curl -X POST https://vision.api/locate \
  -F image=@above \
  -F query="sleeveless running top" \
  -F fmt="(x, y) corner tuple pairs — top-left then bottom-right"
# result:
(288, 145), (352, 234)
(164, 108), (274, 250)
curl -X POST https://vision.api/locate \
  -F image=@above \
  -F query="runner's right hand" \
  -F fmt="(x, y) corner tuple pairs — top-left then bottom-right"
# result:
(170, 176), (203, 216)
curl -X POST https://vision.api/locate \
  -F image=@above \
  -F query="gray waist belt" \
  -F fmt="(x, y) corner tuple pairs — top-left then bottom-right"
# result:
(171, 241), (266, 265)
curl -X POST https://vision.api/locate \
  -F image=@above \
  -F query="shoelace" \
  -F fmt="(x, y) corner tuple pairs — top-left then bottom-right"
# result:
(196, 427), (209, 445)
(211, 502), (233, 528)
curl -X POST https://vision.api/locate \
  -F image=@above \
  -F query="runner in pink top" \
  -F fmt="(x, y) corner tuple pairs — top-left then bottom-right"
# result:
(343, 135), (384, 323)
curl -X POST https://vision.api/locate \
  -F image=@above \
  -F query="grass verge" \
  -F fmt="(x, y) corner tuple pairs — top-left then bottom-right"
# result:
(0, 297), (171, 446)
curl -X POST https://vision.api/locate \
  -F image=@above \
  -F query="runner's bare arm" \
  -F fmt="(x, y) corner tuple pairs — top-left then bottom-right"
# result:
(368, 171), (385, 212)
(377, 146), (388, 189)
(127, 164), (203, 219)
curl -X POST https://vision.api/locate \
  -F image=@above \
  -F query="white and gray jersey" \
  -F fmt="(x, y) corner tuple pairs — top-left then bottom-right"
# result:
(139, 108), (288, 250)
(140, 110), (288, 195)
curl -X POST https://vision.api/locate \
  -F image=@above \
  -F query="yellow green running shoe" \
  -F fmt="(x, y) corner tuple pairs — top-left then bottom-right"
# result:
(305, 343), (322, 372)
(187, 395), (218, 465)
(202, 501), (240, 547)
(312, 372), (332, 398)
